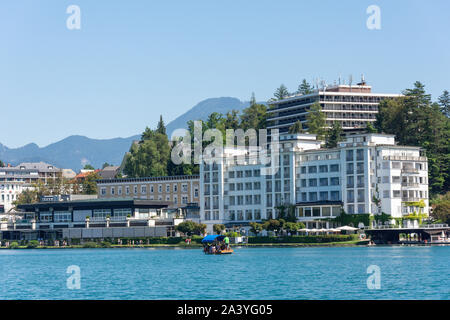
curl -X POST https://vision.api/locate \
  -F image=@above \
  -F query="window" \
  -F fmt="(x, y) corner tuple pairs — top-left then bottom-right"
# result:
(166, 185), (170, 193)
(308, 166), (317, 174)
(330, 191), (340, 201)
(111, 187), (115, 195)
(330, 177), (340, 186)
(346, 163), (354, 174)
(346, 150), (354, 161)
(101, 188), (106, 195)
(301, 192), (307, 202)
(330, 164), (339, 172)
(319, 165), (328, 173)
(301, 166), (307, 174)
(118, 187), (122, 195)
(319, 178), (328, 186)
(320, 191), (328, 201)
(173, 184), (177, 192)
(347, 190), (354, 202)
(356, 149), (364, 161)
(392, 162), (401, 169)
(141, 185), (147, 194)
(357, 189), (365, 202)
(309, 179), (317, 187)
(347, 176), (354, 188)
(383, 190), (390, 198)
(309, 192), (317, 201)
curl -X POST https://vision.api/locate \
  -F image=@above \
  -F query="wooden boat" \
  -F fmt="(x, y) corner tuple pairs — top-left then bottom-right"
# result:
(201, 235), (233, 255)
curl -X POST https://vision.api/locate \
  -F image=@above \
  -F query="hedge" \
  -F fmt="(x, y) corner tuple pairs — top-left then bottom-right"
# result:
(247, 235), (359, 244)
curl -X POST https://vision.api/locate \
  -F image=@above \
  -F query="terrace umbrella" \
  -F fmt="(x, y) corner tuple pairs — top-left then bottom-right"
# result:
(336, 226), (359, 231)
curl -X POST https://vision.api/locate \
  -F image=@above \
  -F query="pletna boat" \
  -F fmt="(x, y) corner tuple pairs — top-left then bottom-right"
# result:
(201, 235), (234, 254)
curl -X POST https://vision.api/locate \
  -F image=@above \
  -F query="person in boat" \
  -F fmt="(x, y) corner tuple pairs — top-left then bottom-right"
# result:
(224, 236), (230, 249)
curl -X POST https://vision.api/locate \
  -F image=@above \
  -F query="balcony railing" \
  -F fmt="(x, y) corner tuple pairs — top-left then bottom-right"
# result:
(401, 168), (419, 174)
(401, 182), (419, 187)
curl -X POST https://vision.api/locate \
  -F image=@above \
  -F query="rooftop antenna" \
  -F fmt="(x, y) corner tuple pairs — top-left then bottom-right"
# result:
(349, 74), (353, 92)
(338, 75), (342, 85)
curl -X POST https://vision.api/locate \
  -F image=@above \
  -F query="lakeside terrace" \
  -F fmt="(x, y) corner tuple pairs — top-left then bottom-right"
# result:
(0, 198), (200, 241)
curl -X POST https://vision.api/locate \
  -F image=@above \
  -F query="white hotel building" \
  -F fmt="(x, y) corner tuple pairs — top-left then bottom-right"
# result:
(200, 133), (429, 232)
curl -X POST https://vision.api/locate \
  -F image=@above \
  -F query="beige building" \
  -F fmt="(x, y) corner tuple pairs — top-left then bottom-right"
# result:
(97, 175), (200, 209)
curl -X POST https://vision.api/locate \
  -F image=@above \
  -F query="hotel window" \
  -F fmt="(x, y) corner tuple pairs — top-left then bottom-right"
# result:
(347, 190), (354, 202)
(182, 196), (188, 204)
(330, 177), (339, 186)
(319, 165), (328, 173)
(194, 187), (199, 198)
(111, 187), (115, 195)
(356, 162), (364, 174)
(254, 209), (261, 220)
(182, 184), (188, 193)
(301, 179), (307, 187)
(173, 195), (178, 204)
(357, 176), (364, 188)
(393, 190), (401, 198)
(166, 185), (170, 193)
(356, 149), (364, 161)
(54, 211), (71, 223)
(237, 210), (243, 220)
(319, 178), (328, 186)
(166, 195), (170, 201)
(347, 205), (354, 214)
(118, 187), (122, 195)
(301, 166), (307, 174)
(322, 207), (331, 217)
(346, 150), (354, 161)
(357, 204), (365, 214)
(392, 162), (401, 169)
(330, 164), (339, 172)
(133, 186), (138, 194)
(309, 179), (317, 187)
(229, 210), (235, 221)
(229, 171), (235, 178)
(229, 183), (235, 191)
(173, 184), (177, 192)
(301, 192), (307, 202)
(245, 170), (252, 178)
(126, 186), (130, 195)
(320, 191), (328, 201)
(93, 209), (111, 219)
(141, 185), (147, 194)
(346, 163), (354, 174)
(229, 196), (235, 206)
(254, 182), (261, 190)
(357, 189), (365, 202)
(309, 192), (317, 202)
(150, 185), (154, 193)
(304, 207), (312, 217)
(101, 188), (106, 195)
(313, 207), (320, 217)
(383, 190), (390, 198)
(346, 176), (354, 188)
(245, 210), (252, 220)
(158, 185), (162, 193)
(308, 166), (317, 174)
(113, 208), (131, 218)
(254, 169), (260, 177)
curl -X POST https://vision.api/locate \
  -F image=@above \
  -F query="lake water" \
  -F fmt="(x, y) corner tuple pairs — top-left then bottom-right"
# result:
(0, 246), (449, 300)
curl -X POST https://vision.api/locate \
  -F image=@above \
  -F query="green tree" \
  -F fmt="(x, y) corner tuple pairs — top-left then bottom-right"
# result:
(274, 84), (290, 100)
(0, 160), (4, 167)
(325, 121), (343, 148)
(431, 192), (450, 224)
(249, 222), (263, 236)
(83, 164), (95, 170)
(213, 224), (226, 234)
(156, 115), (167, 135)
(193, 222), (207, 236)
(102, 162), (112, 169)
(82, 172), (101, 195)
(366, 122), (378, 133)
(288, 120), (305, 134)
(375, 82), (450, 195)
(297, 79), (314, 95)
(262, 219), (280, 234)
(438, 90), (450, 117)
(306, 102), (327, 140)
(175, 221), (196, 236)
(240, 102), (267, 130)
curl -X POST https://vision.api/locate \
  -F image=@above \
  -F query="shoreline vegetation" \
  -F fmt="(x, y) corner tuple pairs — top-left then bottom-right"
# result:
(0, 235), (371, 249)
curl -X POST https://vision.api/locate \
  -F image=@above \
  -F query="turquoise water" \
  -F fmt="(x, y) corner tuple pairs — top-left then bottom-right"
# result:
(0, 246), (449, 300)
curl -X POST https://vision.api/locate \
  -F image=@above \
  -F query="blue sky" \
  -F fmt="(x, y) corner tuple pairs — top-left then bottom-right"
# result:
(1, 0), (449, 147)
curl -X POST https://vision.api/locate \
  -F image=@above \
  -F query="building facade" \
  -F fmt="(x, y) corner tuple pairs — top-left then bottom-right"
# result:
(0, 162), (63, 212)
(267, 82), (401, 133)
(97, 175), (200, 209)
(199, 133), (429, 231)
(1, 198), (179, 240)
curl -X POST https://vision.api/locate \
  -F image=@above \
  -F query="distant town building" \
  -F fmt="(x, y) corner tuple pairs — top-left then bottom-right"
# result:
(96, 175), (200, 210)
(267, 80), (401, 133)
(1, 198), (181, 240)
(0, 162), (63, 212)
(98, 166), (120, 179)
(200, 133), (429, 232)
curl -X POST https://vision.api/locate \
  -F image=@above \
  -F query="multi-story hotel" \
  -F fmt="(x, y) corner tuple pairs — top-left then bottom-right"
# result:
(0, 162), (65, 212)
(199, 133), (429, 232)
(97, 175), (200, 209)
(267, 80), (401, 133)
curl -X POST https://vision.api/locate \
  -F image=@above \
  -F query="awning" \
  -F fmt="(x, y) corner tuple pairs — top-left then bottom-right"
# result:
(201, 235), (225, 243)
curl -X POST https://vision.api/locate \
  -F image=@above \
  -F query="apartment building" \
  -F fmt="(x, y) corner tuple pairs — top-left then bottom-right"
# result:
(0, 162), (63, 212)
(267, 80), (401, 133)
(97, 175), (200, 209)
(199, 133), (429, 231)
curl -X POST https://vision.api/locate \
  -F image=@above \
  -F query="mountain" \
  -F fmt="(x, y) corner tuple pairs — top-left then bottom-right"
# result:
(166, 97), (249, 137)
(0, 97), (251, 171)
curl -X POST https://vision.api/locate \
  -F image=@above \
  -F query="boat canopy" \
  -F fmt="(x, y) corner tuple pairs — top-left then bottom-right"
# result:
(201, 235), (225, 243)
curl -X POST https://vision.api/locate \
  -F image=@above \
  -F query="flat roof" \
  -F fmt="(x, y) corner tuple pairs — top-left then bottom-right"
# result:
(17, 198), (172, 211)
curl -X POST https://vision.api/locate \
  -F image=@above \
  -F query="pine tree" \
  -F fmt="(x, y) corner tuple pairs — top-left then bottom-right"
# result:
(288, 121), (304, 134)
(325, 122), (343, 148)
(438, 90), (450, 117)
(297, 79), (313, 95)
(306, 102), (327, 140)
(274, 84), (290, 100)
(156, 115), (166, 135)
